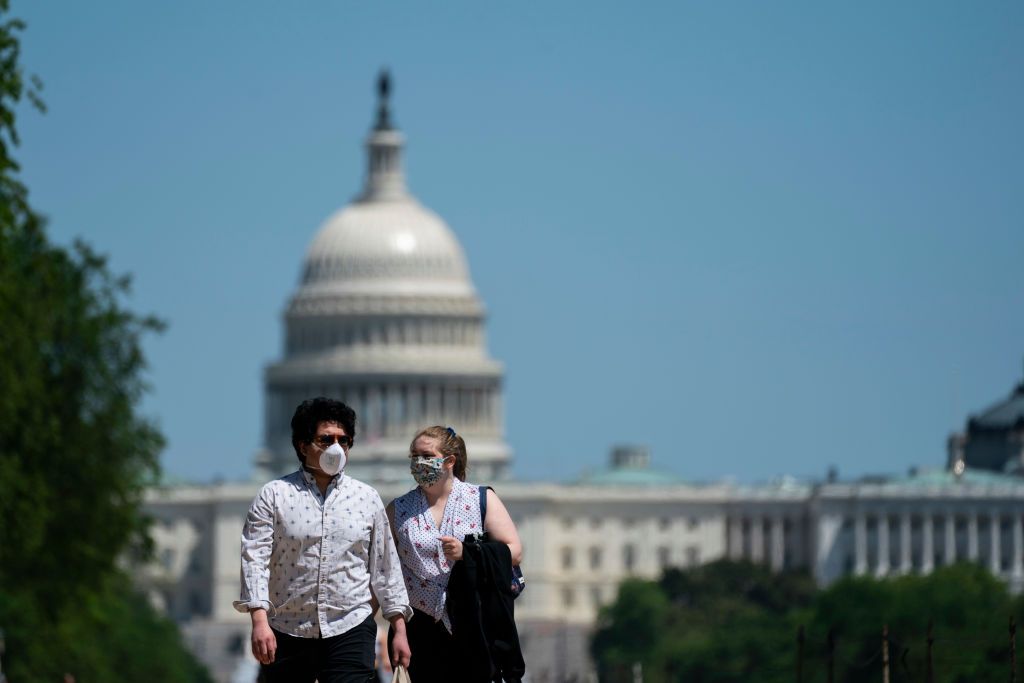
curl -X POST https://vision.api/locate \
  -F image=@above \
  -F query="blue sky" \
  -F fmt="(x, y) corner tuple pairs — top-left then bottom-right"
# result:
(16, 1), (1024, 484)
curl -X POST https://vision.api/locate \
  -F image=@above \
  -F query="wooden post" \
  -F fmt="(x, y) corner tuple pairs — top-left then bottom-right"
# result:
(882, 624), (890, 683)
(796, 625), (805, 683)
(1011, 616), (1017, 683)
(927, 618), (934, 683)
(827, 628), (836, 683)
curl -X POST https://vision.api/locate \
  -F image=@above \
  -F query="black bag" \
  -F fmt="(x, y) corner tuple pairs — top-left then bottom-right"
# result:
(479, 485), (526, 599)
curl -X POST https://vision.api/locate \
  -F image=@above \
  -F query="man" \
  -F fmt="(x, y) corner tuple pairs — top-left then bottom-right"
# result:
(234, 397), (412, 682)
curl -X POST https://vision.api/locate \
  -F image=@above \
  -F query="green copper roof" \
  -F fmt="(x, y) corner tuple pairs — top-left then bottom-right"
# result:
(888, 468), (1023, 488)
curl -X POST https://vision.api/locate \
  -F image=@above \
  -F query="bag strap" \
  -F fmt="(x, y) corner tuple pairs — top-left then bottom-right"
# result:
(478, 485), (491, 526)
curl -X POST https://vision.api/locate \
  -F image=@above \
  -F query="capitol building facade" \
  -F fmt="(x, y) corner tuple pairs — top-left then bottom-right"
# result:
(138, 76), (1024, 683)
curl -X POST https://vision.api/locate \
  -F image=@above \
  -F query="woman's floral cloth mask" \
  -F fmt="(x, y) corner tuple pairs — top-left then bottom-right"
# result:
(410, 456), (447, 486)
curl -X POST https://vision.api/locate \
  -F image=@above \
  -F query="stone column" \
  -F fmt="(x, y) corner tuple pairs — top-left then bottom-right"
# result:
(493, 391), (504, 432)
(944, 513), (956, 566)
(427, 384), (441, 423)
(967, 510), (979, 562)
(812, 513), (845, 586)
(470, 389), (480, 430)
(876, 515), (890, 577)
(383, 385), (395, 437)
(1013, 515), (1023, 580)
(900, 512), (912, 573)
(402, 384), (413, 434)
(370, 386), (383, 439)
(990, 511), (1002, 575)
(921, 513), (934, 573)
(750, 516), (764, 563)
(854, 513), (867, 575)
(770, 516), (785, 571)
(486, 390), (496, 422)
(728, 517), (743, 559)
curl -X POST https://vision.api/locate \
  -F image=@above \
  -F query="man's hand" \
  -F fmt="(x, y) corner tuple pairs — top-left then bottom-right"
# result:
(439, 535), (463, 562)
(389, 615), (412, 669)
(250, 608), (276, 665)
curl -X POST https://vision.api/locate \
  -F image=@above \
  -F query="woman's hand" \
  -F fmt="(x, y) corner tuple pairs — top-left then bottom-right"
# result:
(438, 535), (463, 562)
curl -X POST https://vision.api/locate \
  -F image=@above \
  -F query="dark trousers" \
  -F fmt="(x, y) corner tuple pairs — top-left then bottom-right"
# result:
(260, 615), (377, 683)
(390, 608), (481, 683)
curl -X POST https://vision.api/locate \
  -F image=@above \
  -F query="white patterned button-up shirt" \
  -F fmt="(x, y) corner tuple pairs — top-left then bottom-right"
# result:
(392, 479), (484, 631)
(233, 468), (412, 638)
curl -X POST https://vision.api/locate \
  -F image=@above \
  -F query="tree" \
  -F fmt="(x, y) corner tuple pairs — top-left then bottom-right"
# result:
(0, 4), (211, 681)
(805, 563), (1023, 683)
(592, 561), (1024, 683)
(592, 561), (817, 683)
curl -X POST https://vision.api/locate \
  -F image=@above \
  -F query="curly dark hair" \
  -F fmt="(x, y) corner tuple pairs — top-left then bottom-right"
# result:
(290, 397), (357, 462)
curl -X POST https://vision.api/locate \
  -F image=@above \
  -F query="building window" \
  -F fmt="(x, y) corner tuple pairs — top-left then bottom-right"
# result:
(623, 544), (636, 572)
(688, 517), (700, 530)
(562, 517), (574, 530)
(591, 586), (603, 607)
(657, 546), (670, 569)
(561, 546), (574, 570)
(227, 633), (245, 655)
(589, 547), (602, 570)
(562, 587), (575, 607)
(160, 548), (174, 570)
(659, 518), (671, 531)
(686, 546), (700, 567)
(590, 517), (602, 530)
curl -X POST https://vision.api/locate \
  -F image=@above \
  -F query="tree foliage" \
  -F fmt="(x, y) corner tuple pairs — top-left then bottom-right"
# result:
(0, 3), (211, 681)
(592, 561), (1024, 683)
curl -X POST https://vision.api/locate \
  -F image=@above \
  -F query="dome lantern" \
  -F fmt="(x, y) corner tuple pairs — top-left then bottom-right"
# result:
(359, 69), (408, 203)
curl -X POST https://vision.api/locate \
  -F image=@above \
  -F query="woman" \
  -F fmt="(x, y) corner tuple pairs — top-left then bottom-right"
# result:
(386, 426), (523, 682)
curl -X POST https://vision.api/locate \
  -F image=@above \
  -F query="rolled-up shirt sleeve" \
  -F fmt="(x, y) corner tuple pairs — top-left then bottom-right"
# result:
(233, 484), (276, 614)
(369, 505), (412, 621)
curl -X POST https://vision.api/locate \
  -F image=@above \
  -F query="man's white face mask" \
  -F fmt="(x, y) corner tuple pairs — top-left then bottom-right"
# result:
(319, 442), (346, 476)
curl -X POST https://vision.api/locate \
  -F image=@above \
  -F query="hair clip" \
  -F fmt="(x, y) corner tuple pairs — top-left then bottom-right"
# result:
(446, 426), (457, 438)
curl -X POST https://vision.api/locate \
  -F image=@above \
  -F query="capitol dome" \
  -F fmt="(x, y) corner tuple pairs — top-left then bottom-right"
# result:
(257, 72), (510, 487)
(300, 199), (474, 299)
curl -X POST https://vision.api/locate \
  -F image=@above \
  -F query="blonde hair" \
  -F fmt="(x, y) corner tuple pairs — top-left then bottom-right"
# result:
(410, 425), (468, 480)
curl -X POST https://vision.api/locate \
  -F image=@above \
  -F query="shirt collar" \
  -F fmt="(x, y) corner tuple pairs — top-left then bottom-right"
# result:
(299, 465), (343, 487)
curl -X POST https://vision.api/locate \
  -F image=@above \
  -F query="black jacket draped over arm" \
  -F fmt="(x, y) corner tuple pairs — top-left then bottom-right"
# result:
(446, 535), (526, 683)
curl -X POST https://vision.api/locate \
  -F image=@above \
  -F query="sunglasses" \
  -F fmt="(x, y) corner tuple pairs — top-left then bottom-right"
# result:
(312, 434), (352, 449)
